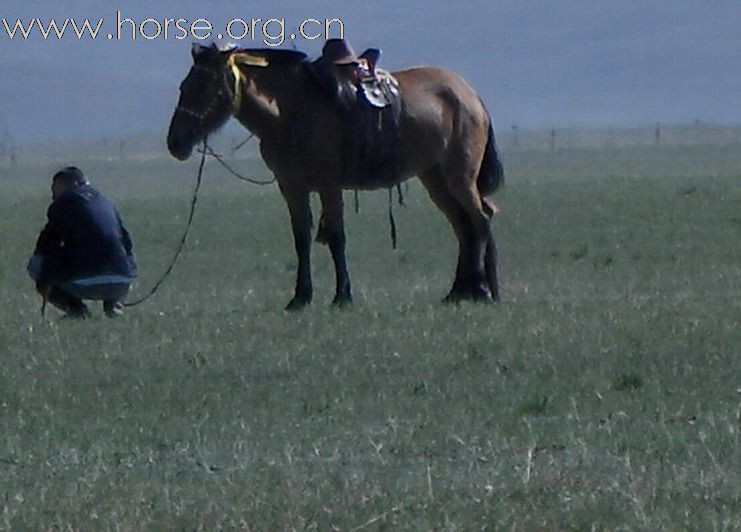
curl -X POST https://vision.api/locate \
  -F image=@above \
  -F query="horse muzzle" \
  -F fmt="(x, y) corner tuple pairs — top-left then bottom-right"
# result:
(167, 130), (195, 161)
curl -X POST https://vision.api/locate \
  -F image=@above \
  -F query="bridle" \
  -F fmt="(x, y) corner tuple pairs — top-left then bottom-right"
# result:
(175, 64), (234, 124)
(175, 51), (269, 124)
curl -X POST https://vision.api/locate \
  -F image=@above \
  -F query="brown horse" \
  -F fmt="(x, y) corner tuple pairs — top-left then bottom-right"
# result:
(167, 43), (504, 309)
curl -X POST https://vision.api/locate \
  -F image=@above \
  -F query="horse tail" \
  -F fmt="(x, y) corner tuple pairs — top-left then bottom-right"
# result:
(476, 108), (505, 198)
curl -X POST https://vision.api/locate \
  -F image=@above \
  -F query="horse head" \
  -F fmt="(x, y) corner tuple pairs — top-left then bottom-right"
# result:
(168, 44), (309, 161)
(167, 43), (234, 161)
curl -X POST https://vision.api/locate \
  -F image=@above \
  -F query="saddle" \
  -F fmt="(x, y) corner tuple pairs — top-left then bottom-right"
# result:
(309, 39), (402, 186)
(356, 50), (401, 109)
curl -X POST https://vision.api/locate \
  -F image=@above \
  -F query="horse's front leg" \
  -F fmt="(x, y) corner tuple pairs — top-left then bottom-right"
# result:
(281, 186), (313, 310)
(317, 189), (352, 306)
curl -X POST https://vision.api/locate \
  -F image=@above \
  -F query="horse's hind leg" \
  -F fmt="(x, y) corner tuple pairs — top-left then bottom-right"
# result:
(482, 197), (500, 301)
(420, 169), (490, 302)
(449, 180), (498, 302)
(317, 189), (352, 306)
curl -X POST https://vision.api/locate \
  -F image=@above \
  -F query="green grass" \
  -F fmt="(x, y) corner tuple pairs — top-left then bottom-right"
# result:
(613, 372), (644, 392)
(0, 136), (740, 530)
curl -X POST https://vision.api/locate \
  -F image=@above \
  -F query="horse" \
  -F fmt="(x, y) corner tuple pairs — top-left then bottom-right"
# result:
(167, 42), (504, 310)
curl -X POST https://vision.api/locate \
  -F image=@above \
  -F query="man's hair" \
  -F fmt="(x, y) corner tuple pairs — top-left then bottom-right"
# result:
(53, 166), (87, 185)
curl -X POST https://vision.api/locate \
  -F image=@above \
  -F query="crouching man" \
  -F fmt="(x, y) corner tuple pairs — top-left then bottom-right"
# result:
(28, 167), (137, 318)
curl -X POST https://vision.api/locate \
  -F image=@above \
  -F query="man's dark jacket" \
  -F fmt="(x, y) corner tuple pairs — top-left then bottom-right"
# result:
(34, 184), (136, 284)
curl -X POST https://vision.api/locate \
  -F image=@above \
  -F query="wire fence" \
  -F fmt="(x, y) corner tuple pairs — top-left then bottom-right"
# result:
(3, 123), (741, 169)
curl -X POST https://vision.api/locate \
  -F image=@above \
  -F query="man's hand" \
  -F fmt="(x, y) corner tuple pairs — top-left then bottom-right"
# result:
(27, 255), (43, 281)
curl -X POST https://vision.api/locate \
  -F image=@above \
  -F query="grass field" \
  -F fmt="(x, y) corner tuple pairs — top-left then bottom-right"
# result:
(1, 129), (740, 530)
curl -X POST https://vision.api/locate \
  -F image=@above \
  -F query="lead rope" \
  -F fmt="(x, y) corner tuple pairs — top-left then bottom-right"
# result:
(124, 136), (209, 307)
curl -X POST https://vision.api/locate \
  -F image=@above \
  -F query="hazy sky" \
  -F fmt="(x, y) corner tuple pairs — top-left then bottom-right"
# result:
(1, 0), (740, 139)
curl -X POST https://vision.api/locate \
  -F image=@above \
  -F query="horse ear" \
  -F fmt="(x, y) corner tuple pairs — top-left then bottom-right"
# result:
(191, 43), (209, 61)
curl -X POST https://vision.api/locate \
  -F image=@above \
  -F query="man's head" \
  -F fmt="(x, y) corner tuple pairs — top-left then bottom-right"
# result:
(51, 166), (88, 200)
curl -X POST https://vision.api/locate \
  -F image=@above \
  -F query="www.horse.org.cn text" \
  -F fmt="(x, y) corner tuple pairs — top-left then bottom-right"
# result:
(1, 12), (345, 46)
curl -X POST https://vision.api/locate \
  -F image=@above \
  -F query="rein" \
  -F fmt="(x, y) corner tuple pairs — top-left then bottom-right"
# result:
(200, 139), (275, 186)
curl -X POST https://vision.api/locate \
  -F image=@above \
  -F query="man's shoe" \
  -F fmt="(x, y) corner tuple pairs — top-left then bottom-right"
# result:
(104, 301), (125, 318)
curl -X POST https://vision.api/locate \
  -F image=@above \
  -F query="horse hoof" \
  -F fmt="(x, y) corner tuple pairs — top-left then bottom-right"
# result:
(285, 297), (311, 311)
(332, 296), (353, 308)
(476, 294), (495, 304)
(443, 292), (462, 304)
(443, 287), (492, 304)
